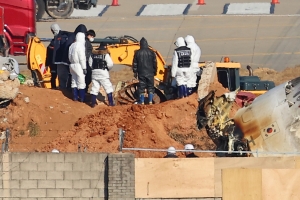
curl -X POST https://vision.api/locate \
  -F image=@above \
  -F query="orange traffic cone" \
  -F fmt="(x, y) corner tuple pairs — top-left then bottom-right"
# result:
(197, 0), (206, 5)
(111, 0), (119, 6)
(271, 0), (279, 4)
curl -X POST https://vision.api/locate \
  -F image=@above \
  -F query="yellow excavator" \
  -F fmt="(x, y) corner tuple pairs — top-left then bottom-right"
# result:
(26, 35), (275, 105)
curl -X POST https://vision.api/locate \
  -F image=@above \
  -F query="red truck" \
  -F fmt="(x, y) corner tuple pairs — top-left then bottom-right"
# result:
(0, 0), (36, 56)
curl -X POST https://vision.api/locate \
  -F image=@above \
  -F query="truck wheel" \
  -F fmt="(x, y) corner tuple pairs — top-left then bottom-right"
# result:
(35, 0), (46, 21)
(46, 0), (74, 19)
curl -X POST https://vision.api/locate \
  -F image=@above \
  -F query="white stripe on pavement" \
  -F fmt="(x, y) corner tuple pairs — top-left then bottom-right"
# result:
(137, 4), (190, 16)
(224, 3), (274, 15)
(70, 5), (109, 17)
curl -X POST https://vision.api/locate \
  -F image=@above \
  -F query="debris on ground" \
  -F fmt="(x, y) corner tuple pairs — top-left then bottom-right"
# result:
(0, 66), (299, 157)
(0, 70), (20, 106)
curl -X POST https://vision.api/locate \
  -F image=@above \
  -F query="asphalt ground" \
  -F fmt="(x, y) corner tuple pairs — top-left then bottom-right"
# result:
(16, 0), (300, 72)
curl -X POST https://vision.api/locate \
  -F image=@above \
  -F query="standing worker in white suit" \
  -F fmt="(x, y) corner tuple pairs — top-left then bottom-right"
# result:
(88, 43), (114, 108)
(185, 35), (201, 96)
(68, 32), (87, 102)
(171, 37), (192, 98)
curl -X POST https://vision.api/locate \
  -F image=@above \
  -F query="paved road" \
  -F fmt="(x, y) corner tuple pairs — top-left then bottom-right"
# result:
(17, 0), (300, 72)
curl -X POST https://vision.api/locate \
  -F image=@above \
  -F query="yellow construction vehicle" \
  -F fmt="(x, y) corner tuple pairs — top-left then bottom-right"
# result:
(26, 35), (275, 105)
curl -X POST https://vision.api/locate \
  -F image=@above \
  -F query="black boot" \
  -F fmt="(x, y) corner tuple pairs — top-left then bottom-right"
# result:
(107, 93), (115, 106)
(139, 93), (145, 105)
(78, 89), (86, 102)
(148, 93), (154, 104)
(50, 74), (57, 89)
(183, 85), (188, 97)
(177, 86), (184, 99)
(72, 88), (79, 101)
(90, 94), (97, 108)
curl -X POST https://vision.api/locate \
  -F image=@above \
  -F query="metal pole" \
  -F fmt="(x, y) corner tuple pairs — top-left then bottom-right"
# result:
(120, 147), (300, 155)
(119, 128), (126, 153)
(4, 128), (9, 152)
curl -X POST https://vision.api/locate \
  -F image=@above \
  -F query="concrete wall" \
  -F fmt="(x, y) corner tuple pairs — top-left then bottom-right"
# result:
(0, 152), (135, 200)
(3, 153), (299, 199)
(136, 198), (221, 200)
(135, 157), (300, 200)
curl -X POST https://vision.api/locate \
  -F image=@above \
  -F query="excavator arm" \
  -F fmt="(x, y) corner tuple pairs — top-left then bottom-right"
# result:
(91, 36), (167, 82)
(26, 35), (170, 104)
(27, 35), (168, 88)
(26, 36), (52, 88)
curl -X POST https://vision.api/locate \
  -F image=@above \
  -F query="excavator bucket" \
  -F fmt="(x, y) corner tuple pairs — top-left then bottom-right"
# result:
(26, 36), (53, 88)
(113, 79), (167, 105)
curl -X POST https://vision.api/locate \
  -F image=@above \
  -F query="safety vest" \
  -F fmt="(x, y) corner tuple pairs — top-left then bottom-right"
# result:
(91, 54), (107, 70)
(175, 46), (191, 68)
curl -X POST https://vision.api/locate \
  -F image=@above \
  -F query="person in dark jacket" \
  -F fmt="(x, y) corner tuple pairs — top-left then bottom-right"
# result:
(132, 37), (157, 105)
(164, 146), (178, 158)
(85, 29), (96, 92)
(51, 23), (72, 89)
(52, 24), (89, 90)
(45, 38), (57, 89)
(184, 144), (199, 158)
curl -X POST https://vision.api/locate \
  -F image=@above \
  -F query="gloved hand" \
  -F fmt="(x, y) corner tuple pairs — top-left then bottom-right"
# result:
(83, 69), (87, 75)
(134, 73), (138, 79)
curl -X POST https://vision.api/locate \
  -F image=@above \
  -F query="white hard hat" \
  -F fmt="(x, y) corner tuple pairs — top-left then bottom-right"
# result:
(51, 149), (60, 153)
(167, 146), (176, 154)
(184, 144), (195, 150)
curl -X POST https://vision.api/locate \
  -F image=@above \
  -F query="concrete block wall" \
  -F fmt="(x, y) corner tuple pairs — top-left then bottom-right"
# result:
(135, 198), (222, 200)
(135, 197), (222, 200)
(0, 152), (136, 200)
(108, 153), (135, 200)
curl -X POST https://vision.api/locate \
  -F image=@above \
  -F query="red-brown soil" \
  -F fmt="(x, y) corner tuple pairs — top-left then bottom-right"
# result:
(1, 66), (299, 158)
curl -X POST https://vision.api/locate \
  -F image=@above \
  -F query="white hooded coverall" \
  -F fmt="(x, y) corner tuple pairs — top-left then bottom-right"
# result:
(185, 35), (201, 88)
(171, 37), (192, 86)
(68, 32), (86, 90)
(88, 53), (114, 95)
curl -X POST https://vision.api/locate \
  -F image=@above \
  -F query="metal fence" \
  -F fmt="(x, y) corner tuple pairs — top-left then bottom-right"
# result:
(118, 128), (300, 157)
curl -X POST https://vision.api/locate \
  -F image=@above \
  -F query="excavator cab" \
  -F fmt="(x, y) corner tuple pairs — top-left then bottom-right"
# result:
(214, 62), (241, 92)
(211, 58), (275, 96)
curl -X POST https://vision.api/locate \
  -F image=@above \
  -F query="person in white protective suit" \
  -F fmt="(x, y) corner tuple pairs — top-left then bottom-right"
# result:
(171, 37), (192, 98)
(68, 32), (87, 102)
(185, 35), (201, 96)
(88, 43), (114, 107)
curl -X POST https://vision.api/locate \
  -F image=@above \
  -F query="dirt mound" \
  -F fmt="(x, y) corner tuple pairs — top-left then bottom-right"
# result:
(3, 65), (299, 157)
(41, 93), (213, 158)
(0, 85), (98, 152)
(40, 80), (241, 158)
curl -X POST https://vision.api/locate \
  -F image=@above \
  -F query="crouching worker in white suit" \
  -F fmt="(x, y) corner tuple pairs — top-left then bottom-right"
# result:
(88, 43), (114, 108)
(68, 32), (87, 102)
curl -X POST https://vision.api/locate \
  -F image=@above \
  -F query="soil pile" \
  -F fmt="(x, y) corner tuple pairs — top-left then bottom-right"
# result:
(41, 93), (214, 158)
(41, 80), (241, 158)
(1, 65), (299, 157)
(0, 86), (98, 152)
